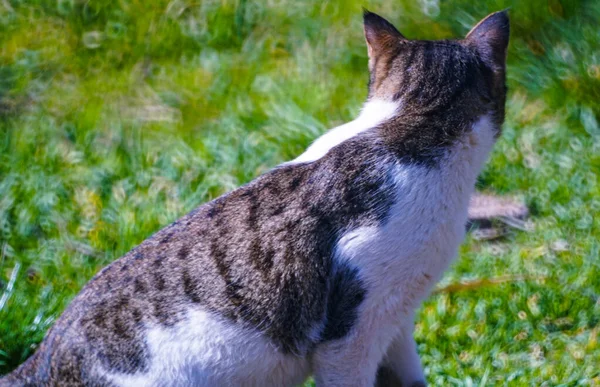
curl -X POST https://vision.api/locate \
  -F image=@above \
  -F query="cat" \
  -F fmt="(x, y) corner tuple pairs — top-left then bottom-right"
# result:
(1, 9), (509, 387)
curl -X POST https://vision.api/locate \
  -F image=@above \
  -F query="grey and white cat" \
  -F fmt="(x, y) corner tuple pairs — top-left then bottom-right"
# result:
(1, 10), (509, 387)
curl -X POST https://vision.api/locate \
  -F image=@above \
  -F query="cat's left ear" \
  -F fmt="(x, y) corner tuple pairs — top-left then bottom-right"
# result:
(363, 10), (404, 62)
(465, 10), (510, 71)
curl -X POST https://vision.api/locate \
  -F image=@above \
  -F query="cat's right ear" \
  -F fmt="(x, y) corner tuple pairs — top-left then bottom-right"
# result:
(363, 10), (404, 64)
(465, 10), (510, 72)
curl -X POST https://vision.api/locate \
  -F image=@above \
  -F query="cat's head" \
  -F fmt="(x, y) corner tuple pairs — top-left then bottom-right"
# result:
(363, 10), (509, 141)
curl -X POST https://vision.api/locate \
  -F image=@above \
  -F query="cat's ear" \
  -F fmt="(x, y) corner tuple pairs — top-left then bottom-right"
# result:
(465, 10), (510, 71)
(363, 10), (404, 61)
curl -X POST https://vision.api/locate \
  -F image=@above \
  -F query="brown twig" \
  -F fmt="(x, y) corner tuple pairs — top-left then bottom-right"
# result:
(433, 275), (547, 295)
(65, 240), (103, 259)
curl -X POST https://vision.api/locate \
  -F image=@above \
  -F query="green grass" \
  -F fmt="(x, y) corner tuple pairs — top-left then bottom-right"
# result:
(1, 0), (599, 384)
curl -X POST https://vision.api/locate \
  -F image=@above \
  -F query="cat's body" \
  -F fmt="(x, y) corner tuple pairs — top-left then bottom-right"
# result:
(1, 10), (509, 387)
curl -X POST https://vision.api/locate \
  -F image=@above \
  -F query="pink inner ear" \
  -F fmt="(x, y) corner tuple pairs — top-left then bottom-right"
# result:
(366, 42), (374, 59)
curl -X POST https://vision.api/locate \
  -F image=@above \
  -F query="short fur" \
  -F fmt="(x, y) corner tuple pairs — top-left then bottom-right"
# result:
(1, 10), (509, 387)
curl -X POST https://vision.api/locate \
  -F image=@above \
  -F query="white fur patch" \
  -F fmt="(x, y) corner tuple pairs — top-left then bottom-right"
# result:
(336, 114), (496, 293)
(288, 99), (399, 164)
(322, 114), (498, 385)
(100, 309), (311, 387)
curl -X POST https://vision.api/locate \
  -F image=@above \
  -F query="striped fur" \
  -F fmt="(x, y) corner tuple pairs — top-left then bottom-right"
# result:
(1, 10), (509, 387)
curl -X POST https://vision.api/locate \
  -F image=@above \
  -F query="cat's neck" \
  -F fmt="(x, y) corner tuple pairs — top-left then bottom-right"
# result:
(288, 99), (399, 165)
(288, 99), (495, 179)
(441, 113), (497, 187)
(396, 113), (497, 214)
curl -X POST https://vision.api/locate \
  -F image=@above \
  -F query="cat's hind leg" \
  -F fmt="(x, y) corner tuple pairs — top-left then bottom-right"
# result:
(311, 314), (396, 387)
(375, 318), (426, 387)
(312, 336), (382, 387)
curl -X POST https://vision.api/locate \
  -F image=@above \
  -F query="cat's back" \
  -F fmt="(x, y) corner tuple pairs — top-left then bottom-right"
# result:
(5, 137), (398, 386)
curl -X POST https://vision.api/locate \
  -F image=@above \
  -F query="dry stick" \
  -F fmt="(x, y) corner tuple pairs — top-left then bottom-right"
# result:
(433, 274), (547, 295)
(1, 0), (14, 12)
(65, 240), (103, 259)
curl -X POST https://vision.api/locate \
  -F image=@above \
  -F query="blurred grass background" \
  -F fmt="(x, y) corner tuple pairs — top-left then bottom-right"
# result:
(0, 0), (599, 384)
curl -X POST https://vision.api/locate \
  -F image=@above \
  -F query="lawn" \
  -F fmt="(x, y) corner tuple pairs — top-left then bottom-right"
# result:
(1, 0), (599, 384)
